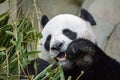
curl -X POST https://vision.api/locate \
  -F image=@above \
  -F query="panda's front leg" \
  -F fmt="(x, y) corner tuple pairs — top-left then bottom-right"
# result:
(66, 39), (83, 59)
(66, 39), (93, 70)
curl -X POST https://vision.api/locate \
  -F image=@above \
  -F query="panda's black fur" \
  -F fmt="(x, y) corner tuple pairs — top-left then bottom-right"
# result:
(64, 38), (120, 80)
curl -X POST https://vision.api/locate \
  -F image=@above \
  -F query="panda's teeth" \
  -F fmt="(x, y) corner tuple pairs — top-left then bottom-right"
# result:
(56, 57), (66, 61)
(56, 52), (66, 61)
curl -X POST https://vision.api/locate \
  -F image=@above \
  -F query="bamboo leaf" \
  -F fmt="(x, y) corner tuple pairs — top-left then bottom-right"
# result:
(59, 66), (65, 80)
(26, 29), (36, 35)
(52, 70), (61, 80)
(21, 51), (41, 57)
(5, 30), (14, 36)
(67, 76), (72, 80)
(15, 32), (23, 51)
(0, 51), (6, 55)
(37, 32), (42, 39)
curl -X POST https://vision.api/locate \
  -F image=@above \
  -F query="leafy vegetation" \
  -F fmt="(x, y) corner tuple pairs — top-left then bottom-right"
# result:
(0, 11), (40, 80)
(0, 0), (68, 80)
(34, 63), (67, 80)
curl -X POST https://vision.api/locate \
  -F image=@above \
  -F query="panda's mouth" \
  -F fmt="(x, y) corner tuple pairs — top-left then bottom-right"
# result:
(55, 52), (67, 61)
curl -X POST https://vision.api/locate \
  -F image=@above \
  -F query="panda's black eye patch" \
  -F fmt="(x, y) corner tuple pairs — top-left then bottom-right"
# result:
(63, 29), (77, 40)
(44, 35), (51, 51)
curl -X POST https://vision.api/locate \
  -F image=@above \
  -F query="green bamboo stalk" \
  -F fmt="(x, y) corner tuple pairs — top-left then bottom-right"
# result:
(33, 0), (41, 32)
(33, 62), (55, 80)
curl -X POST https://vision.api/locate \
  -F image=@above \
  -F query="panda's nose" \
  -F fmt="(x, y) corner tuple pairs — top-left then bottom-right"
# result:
(51, 42), (63, 50)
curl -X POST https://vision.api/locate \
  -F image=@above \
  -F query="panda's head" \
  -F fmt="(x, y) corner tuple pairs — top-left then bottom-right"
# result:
(39, 9), (97, 64)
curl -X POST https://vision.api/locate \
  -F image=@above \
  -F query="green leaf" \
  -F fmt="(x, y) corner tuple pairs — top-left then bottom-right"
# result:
(59, 66), (65, 80)
(5, 30), (14, 36)
(52, 70), (61, 80)
(0, 51), (6, 55)
(15, 32), (23, 51)
(21, 51), (41, 57)
(37, 32), (42, 39)
(26, 29), (36, 35)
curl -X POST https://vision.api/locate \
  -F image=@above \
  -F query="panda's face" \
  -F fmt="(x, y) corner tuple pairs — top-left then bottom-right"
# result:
(40, 9), (97, 65)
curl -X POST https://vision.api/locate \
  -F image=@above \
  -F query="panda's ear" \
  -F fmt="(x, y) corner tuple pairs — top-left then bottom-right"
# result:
(41, 15), (49, 28)
(80, 8), (96, 26)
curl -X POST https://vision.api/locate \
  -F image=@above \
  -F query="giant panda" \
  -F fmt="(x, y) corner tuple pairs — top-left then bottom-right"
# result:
(21, 8), (97, 79)
(39, 9), (97, 63)
(64, 38), (120, 80)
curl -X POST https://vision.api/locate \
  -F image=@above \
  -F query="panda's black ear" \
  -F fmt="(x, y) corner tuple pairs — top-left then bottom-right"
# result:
(41, 15), (49, 28)
(80, 8), (96, 26)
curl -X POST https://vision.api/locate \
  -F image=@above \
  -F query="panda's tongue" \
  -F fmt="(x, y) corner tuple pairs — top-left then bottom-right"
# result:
(56, 52), (66, 61)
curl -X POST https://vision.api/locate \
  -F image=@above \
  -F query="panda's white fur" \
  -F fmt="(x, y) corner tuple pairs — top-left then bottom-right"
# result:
(38, 9), (97, 63)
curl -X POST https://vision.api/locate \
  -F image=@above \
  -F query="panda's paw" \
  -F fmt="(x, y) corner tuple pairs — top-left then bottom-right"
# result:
(66, 40), (82, 59)
(66, 38), (93, 60)
(66, 39), (94, 71)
